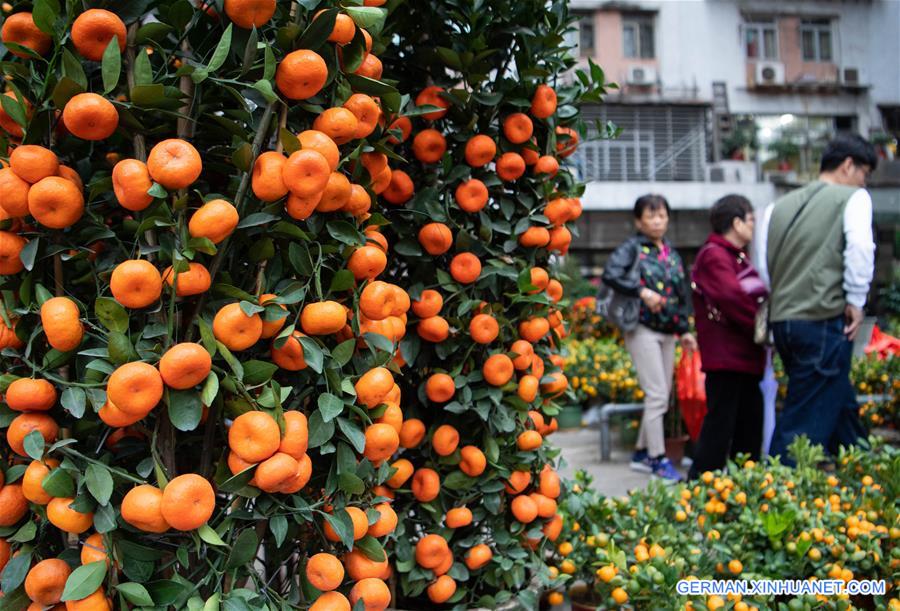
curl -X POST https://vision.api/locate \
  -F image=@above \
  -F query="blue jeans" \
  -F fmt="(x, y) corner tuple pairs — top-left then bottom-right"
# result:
(769, 316), (866, 465)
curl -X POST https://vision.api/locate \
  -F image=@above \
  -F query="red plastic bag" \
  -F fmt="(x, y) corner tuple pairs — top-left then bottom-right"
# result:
(676, 350), (707, 441)
(865, 325), (900, 359)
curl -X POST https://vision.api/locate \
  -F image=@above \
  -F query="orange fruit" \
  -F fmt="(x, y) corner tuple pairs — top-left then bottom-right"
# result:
(517, 375), (539, 403)
(511, 494), (538, 523)
(325, 12), (356, 44)
(517, 430), (542, 451)
(464, 543), (492, 570)
(364, 423), (400, 464)
(10, 144), (59, 184)
(306, 553), (345, 591)
(112, 159), (154, 211)
(359, 280), (398, 321)
(427, 575), (456, 604)
(110, 259), (162, 309)
(147, 139), (202, 189)
(47, 497), (94, 533)
(22, 458), (59, 505)
(425, 373), (455, 403)
(530, 84), (557, 119)
(533, 155), (559, 177)
(276, 49), (328, 100)
(1, 12), (51, 58)
(399, 418), (426, 449)
(386, 116), (412, 143)
(213, 302), (263, 351)
(27, 176), (85, 228)
(544, 197), (572, 225)
(159, 342), (211, 389)
(483, 353), (514, 386)
(162, 262), (212, 297)
(0, 91), (31, 139)
(71, 9), (126, 60)
(503, 113), (533, 144)
(556, 126), (579, 157)
(510, 339), (534, 369)
(298, 130), (340, 171)
(324, 506), (368, 542)
(259, 293), (288, 338)
(81, 533), (108, 566)
(121, 484), (170, 533)
(229, 410), (280, 462)
(342, 94), (379, 139)
(7, 412), (58, 456)
(283, 149), (331, 197)
(255, 452), (299, 492)
(301, 301), (346, 335)
(276, 453), (312, 494)
(342, 182), (371, 217)
(386, 458), (413, 488)
(455, 178), (488, 213)
(539, 465), (562, 499)
(541, 371), (568, 397)
(310, 592), (351, 611)
(252, 151), (289, 202)
(459, 446), (486, 477)
(519, 317), (550, 342)
(224, 0), (276, 29)
(24, 558), (71, 605)
(313, 107), (359, 145)
(6, 377), (56, 411)
(0, 230), (26, 274)
(411, 468), (440, 502)
(518, 226), (551, 248)
(106, 361), (163, 416)
(415, 534), (450, 568)
(415, 86), (449, 121)
(417, 316), (449, 342)
(367, 502), (398, 538)
(343, 548), (389, 581)
(62, 588), (111, 611)
(188, 198), (239, 244)
(469, 313), (499, 344)
(62, 93), (119, 140)
(285, 192), (320, 220)
(543, 514), (563, 541)
(160, 473), (215, 531)
(417, 222), (453, 255)
(446, 507), (472, 528)
(0, 484), (28, 526)
(279, 410), (309, 459)
(496, 152), (525, 181)
(381, 169), (414, 205)
(271, 330), (308, 371)
(355, 367), (394, 408)
(349, 578), (391, 611)
(348, 244), (387, 280)
(431, 424), (459, 456)
(412, 128), (446, 163)
(464, 135), (496, 167)
(449, 252), (481, 284)
(316, 171), (352, 212)
(412, 289), (443, 318)
(0, 167), (30, 217)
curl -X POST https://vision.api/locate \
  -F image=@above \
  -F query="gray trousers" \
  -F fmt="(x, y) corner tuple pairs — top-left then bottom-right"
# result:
(624, 324), (676, 458)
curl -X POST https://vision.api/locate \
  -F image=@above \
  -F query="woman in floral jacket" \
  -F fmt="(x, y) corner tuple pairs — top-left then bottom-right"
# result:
(602, 194), (697, 481)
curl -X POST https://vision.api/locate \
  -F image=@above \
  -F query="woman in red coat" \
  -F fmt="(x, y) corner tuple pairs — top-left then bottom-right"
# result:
(688, 195), (767, 479)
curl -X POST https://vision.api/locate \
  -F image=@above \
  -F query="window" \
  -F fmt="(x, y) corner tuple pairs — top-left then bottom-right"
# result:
(801, 19), (833, 62)
(623, 16), (654, 59)
(578, 13), (595, 57)
(744, 20), (778, 59)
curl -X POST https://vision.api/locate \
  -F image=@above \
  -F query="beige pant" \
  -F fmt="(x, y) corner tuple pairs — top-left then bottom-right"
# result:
(624, 324), (676, 458)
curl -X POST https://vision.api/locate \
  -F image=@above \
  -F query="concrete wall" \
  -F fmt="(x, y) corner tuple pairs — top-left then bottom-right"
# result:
(581, 180), (778, 211)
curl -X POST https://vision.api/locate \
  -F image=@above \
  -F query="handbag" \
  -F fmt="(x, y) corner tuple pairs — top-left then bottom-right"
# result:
(597, 240), (642, 332)
(758, 182), (828, 345)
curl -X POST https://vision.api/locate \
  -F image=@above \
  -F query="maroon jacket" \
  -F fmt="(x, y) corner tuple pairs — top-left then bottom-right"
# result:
(691, 234), (767, 376)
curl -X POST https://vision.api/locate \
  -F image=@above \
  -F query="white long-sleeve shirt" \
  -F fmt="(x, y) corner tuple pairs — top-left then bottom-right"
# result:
(755, 187), (875, 309)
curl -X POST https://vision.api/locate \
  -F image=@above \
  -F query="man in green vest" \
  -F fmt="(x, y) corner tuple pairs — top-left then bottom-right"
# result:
(758, 134), (877, 464)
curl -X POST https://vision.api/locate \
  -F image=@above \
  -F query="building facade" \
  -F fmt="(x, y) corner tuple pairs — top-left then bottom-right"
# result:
(567, 0), (900, 282)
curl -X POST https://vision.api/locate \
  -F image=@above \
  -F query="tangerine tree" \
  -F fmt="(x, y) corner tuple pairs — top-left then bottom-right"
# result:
(0, 0), (606, 609)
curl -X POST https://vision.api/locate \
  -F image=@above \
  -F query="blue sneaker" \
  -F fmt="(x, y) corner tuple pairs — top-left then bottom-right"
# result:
(650, 456), (684, 482)
(629, 449), (652, 473)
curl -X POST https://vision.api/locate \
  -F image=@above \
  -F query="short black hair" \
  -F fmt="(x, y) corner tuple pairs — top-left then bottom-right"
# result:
(633, 194), (670, 219)
(820, 134), (878, 173)
(710, 194), (753, 234)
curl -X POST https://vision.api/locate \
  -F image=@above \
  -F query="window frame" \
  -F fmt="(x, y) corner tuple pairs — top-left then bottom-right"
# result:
(800, 18), (834, 62)
(577, 12), (595, 57)
(743, 20), (779, 60)
(622, 15), (655, 59)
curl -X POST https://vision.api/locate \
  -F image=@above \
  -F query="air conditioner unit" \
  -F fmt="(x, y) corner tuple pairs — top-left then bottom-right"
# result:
(627, 65), (657, 85)
(755, 61), (785, 86)
(706, 161), (757, 184)
(843, 67), (860, 86)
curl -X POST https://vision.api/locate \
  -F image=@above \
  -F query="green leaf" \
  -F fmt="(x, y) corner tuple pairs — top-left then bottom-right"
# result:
(318, 393), (344, 422)
(336, 417), (366, 454)
(61, 387), (86, 418)
(0, 93), (27, 129)
(345, 6), (387, 35)
(236, 212), (278, 229)
(252, 79), (278, 103)
(231, 142), (252, 172)
(298, 336), (324, 373)
(242, 360), (278, 385)
(338, 471), (365, 495)
(61, 561), (107, 602)
(341, 27), (368, 73)
(85, 464), (114, 506)
(307, 410), (335, 449)
(218, 466), (255, 494)
(51, 76), (85, 109)
(102, 38), (122, 94)
(32, 0), (60, 36)
(167, 390), (203, 432)
(107, 331), (138, 365)
(147, 182), (168, 198)
(329, 269), (355, 292)
(346, 74), (397, 96)
(0, 551), (31, 593)
(225, 529), (258, 569)
(356, 535), (387, 562)
(117, 582), (155, 607)
(240, 27), (259, 77)
(133, 48), (153, 85)
(297, 9), (337, 49)
(198, 317), (217, 356)
(18, 238), (39, 272)
(201, 373), (219, 407)
(42, 468), (75, 498)
(198, 523), (227, 547)
(326, 221), (365, 246)
(269, 515), (288, 547)
(8, 521), (36, 543)
(331, 339), (355, 367)
(208, 23), (233, 73)
(23, 430), (44, 461)
(322, 510), (354, 550)
(61, 49), (88, 89)
(95, 297), (129, 333)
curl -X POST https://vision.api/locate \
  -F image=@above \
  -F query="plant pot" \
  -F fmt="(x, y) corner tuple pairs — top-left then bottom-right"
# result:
(571, 600), (602, 611)
(557, 404), (583, 429)
(665, 434), (690, 464)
